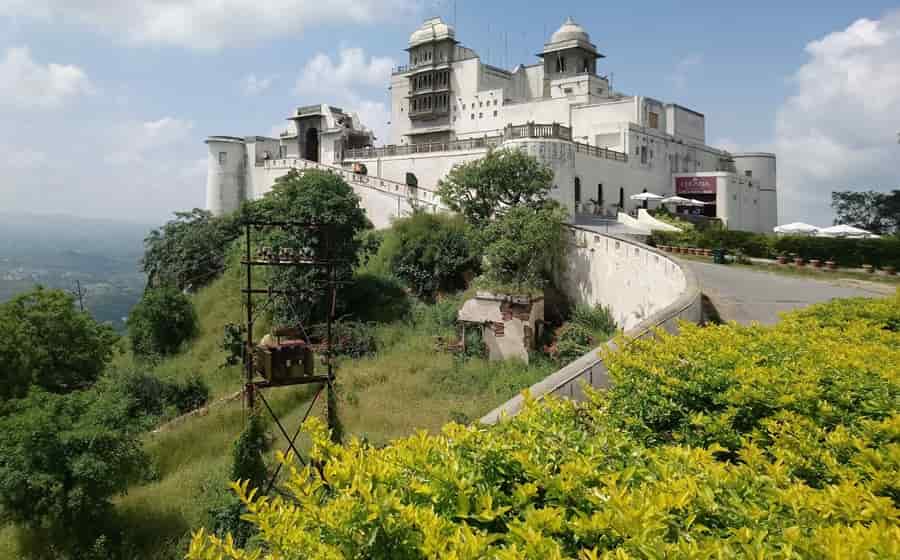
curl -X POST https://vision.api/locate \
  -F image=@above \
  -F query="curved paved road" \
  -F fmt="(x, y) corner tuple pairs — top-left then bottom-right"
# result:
(686, 260), (894, 325)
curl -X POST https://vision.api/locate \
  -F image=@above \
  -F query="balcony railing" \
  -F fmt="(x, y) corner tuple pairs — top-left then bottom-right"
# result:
(346, 135), (503, 159)
(503, 122), (572, 141)
(574, 141), (628, 162)
(344, 122), (627, 163)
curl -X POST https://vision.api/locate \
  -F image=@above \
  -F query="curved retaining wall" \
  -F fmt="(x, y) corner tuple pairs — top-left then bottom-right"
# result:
(481, 227), (702, 424)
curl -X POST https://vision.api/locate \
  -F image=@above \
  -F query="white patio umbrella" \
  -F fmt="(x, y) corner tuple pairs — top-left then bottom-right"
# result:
(817, 224), (879, 238)
(773, 222), (819, 235)
(686, 198), (708, 207)
(660, 195), (694, 205)
(630, 192), (664, 202)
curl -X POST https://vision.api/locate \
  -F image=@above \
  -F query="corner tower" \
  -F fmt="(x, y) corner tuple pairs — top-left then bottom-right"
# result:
(205, 136), (247, 216)
(539, 17), (609, 100)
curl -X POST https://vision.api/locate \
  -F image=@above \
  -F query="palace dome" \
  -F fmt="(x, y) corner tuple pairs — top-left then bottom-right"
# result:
(550, 17), (590, 44)
(409, 17), (455, 47)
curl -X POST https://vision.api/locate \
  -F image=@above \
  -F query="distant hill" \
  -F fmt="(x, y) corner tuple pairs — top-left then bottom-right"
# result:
(0, 212), (155, 331)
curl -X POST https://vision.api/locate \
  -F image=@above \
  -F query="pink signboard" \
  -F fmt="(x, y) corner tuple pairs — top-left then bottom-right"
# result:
(676, 176), (717, 195)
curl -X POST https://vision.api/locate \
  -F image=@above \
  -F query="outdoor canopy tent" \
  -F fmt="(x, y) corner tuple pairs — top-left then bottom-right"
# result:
(773, 222), (819, 235)
(660, 195), (695, 205)
(630, 192), (664, 201)
(817, 224), (880, 238)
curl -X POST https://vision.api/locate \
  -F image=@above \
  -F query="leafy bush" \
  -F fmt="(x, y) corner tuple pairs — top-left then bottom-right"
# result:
(552, 322), (595, 364)
(208, 412), (269, 547)
(437, 148), (554, 227)
(189, 293), (900, 559)
(773, 235), (900, 268)
(571, 304), (617, 336)
(373, 212), (478, 299)
(480, 203), (568, 293)
(0, 287), (118, 398)
(343, 273), (411, 324)
(649, 228), (900, 268)
(127, 286), (198, 358)
(143, 208), (241, 291)
(0, 388), (147, 553)
(107, 369), (210, 421)
(410, 294), (466, 334)
(311, 320), (378, 359)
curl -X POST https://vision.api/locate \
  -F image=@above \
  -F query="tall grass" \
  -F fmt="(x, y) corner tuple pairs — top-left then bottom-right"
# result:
(42, 275), (555, 559)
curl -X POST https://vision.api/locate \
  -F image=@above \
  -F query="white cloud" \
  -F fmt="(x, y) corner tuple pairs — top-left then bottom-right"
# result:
(774, 11), (900, 224)
(0, 0), (417, 50)
(0, 146), (47, 170)
(105, 117), (195, 165)
(293, 47), (394, 140)
(668, 54), (702, 90)
(242, 74), (275, 95)
(295, 47), (395, 96)
(0, 46), (93, 109)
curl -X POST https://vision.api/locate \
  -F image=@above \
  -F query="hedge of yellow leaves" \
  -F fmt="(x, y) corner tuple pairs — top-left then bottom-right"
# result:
(188, 293), (900, 559)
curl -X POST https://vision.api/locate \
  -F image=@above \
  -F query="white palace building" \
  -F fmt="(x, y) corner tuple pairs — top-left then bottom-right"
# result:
(206, 17), (777, 233)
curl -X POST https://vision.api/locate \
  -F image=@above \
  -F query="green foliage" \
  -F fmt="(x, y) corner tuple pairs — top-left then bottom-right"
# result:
(571, 304), (617, 336)
(481, 203), (568, 292)
(242, 169), (372, 327)
(373, 212), (478, 299)
(437, 148), (554, 227)
(0, 387), (147, 553)
(100, 368), (209, 423)
(342, 273), (411, 324)
(410, 293), (466, 333)
(772, 235), (900, 268)
(832, 189), (900, 235)
(552, 322), (595, 364)
(189, 294), (900, 559)
(604, 293), (900, 493)
(142, 208), (241, 290)
(208, 412), (269, 548)
(650, 228), (900, 268)
(127, 286), (198, 359)
(0, 287), (118, 398)
(313, 320), (378, 359)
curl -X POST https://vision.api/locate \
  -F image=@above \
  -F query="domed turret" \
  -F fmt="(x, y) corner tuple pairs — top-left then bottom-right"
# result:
(409, 17), (455, 48)
(540, 16), (602, 59)
(550, 17), (590, 44)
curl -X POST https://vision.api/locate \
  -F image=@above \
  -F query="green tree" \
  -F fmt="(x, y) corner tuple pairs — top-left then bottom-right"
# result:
(127, 286), (198, 358)
(242, 169), (372, 326)
(437, 148), (554, 227)
(375, 212), (478, 299)
(480, 203), (568, 293)
(831, 189), (900, 235)
(142, 208), (241, 291)
(0, 387), (147, 553)
(0, 287), (118, 399)
(208, 411), (269, 547)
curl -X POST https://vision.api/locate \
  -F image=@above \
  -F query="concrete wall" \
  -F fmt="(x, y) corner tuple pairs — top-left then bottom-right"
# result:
(481, 228), (702, 424)
(257, 158), (446, 229)
(348, 147), (489, 191)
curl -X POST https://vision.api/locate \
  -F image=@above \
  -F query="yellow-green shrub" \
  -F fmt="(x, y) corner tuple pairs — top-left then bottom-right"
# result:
(187, 294), (900, 559)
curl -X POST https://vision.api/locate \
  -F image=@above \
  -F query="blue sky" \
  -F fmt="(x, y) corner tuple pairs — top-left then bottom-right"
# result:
(1, 0), (899, 225)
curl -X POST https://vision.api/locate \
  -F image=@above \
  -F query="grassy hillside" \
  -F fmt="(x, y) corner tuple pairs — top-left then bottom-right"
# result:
(1, 252), (556, 558)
